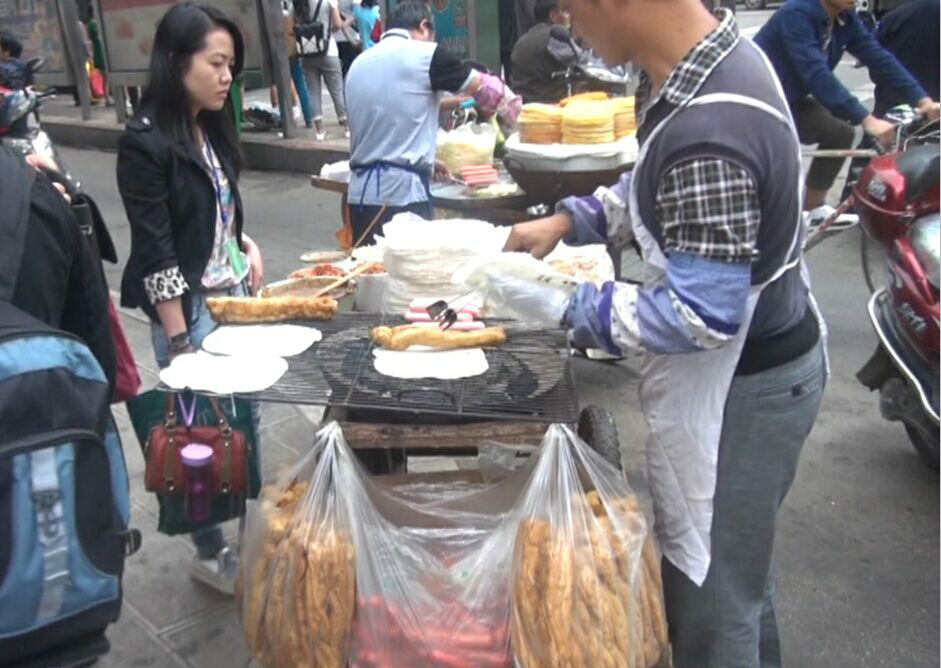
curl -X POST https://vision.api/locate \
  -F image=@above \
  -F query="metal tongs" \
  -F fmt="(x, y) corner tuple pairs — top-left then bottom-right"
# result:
(425, 293), (478, 330)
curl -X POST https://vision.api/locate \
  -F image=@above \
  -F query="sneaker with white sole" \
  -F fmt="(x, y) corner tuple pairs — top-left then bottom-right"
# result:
(189, 545), (239, 595)
(804, 204), (859, 232)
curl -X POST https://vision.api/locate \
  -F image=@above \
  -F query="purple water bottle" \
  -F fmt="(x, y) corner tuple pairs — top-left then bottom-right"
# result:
(181, 443), (214, 523)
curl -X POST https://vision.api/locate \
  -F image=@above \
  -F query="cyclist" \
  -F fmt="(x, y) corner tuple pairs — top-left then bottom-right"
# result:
(755, 0), (940, 228)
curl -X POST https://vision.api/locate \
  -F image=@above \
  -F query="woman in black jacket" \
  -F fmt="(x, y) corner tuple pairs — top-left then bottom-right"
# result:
(117, 2), (264, 594)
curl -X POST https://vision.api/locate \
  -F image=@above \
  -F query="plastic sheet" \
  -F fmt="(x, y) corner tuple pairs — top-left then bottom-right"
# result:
(454, 253), (577, 326)
(239, 422), (667, 668)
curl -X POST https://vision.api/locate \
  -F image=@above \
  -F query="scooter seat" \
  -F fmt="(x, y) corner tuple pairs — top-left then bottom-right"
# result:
(897, 143), (940, 203)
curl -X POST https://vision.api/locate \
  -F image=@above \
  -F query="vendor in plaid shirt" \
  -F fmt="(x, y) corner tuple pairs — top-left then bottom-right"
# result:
(504, 3), (827, 667)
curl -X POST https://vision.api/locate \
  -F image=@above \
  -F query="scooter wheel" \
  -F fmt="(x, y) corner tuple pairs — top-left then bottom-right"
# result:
(905, 425), (940, 470)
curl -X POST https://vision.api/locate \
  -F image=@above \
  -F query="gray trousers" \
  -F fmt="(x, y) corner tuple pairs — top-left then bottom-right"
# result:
(664, 340), (826, 668)
(301, 54), (347, 123)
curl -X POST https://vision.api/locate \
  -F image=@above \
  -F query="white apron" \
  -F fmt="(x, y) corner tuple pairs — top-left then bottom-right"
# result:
(629, 39), (827, 586)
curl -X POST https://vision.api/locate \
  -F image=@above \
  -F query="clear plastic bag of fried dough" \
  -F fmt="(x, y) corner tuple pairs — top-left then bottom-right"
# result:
(237, 422), (357, 668)
(510, 424), (669, 668)
(239, 422), (667, 668)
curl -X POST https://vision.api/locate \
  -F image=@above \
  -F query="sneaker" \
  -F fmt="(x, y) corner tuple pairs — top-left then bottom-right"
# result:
(315, 130), (327, 141)
(343, 125), (351, 139)
(804, 204), (859, 232)
(189, 545), (239, 595)
(305, 119), (313, 129)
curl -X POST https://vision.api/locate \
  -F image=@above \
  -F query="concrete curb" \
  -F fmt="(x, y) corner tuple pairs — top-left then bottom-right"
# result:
(44, 116), (350, 175)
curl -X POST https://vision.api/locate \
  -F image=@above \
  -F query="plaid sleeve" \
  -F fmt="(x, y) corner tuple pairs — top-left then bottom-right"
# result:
(655, 158), (761, 262)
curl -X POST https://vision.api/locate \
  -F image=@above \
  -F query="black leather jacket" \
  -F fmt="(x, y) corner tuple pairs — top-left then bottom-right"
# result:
(116, 111), (244, 324)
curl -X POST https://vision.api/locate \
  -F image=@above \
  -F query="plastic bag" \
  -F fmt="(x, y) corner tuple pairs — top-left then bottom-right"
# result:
(437, 123), (498, 174)
(240, 422), (667, 668)
(238, 423), (357, 668)
(453, 252), (577, 325)
(510, 425), (668, 668)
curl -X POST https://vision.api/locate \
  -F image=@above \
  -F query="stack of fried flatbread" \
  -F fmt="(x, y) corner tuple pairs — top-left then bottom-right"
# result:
(519, 103), (564, 144)
(612, 96), (637, 139)
(562, 100), (616, 145)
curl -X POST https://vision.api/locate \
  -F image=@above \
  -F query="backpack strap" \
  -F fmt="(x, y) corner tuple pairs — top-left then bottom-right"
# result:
(0, 147), (34, 302)
(30, 447), (69, 623)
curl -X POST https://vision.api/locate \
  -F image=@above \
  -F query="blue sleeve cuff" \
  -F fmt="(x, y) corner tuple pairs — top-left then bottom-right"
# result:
(557, 196), (607, 246)
(565, 282), (623, 355)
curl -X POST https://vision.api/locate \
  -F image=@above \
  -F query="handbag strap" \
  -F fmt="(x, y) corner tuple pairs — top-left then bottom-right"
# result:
(207, 397), (235, 493)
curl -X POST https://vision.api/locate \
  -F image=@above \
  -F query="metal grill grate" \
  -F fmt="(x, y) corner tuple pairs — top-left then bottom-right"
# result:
(221, 313), (580, 423)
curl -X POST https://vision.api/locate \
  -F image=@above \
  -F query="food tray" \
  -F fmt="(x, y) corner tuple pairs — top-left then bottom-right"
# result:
(214, 313), (579, 423)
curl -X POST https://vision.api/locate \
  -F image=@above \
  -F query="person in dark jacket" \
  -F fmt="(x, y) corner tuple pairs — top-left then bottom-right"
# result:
(755, 0), (939, 226)
(116, 2), (263, 595)
(0, 146), (116, 391)
(510, 0), (577, 104)
(873, 0), (939, 117)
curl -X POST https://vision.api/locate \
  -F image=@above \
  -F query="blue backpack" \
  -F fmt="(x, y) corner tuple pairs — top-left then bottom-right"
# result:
(0, 300), (139, 667)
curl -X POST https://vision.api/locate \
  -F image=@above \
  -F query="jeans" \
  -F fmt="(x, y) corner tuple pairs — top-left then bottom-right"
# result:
(663, 339), (826, 668)
(151, 283), (262, 559)
(290, 57), (313, 124)
(794, 96), (856, 192)
(301, 54), (347, 123)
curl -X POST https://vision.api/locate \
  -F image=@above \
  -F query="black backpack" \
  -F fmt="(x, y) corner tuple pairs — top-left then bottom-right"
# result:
(0, 148), (139, 668)
(294, 0), (329, 56)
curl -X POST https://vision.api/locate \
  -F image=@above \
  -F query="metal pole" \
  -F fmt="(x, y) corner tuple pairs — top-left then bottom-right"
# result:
(56, 0), (92, 121)
(257, 0), (297, 139)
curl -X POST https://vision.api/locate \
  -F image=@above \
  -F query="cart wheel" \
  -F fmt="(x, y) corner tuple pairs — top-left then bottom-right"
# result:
(578, 406), (622, 470)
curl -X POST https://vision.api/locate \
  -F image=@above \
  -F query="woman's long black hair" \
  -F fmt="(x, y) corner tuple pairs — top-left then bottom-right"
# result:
(140, 2), (245, 172)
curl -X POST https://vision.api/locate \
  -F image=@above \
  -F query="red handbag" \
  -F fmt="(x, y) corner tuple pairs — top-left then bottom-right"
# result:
(144, 394), (251, 494)
(370, 18), (382, 44)
(107, 298), (141, 403)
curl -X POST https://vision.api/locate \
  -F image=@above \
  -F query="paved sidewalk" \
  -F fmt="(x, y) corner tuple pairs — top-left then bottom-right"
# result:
(40, 89), (350, 175)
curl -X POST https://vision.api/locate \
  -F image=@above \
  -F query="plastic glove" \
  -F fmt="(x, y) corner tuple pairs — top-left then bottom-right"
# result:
(483, 270), (572, 327)
(473, 73), (522, 128)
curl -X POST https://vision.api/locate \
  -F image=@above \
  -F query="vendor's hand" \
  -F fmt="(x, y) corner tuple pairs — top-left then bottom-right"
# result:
(243, 236), (264, 295)
(916, 97), (941, 123)
(503, 213), (573, 259)
(862, 114), (897, 149)
(434, 160), (452, 183)
(484, 270), (572, 327)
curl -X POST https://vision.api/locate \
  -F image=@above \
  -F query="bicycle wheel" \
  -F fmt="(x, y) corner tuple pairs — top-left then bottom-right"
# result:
(860, 227), (887, 293)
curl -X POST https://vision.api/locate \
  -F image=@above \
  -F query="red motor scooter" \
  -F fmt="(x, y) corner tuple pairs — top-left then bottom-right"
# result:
(855, 111), (939, 469)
